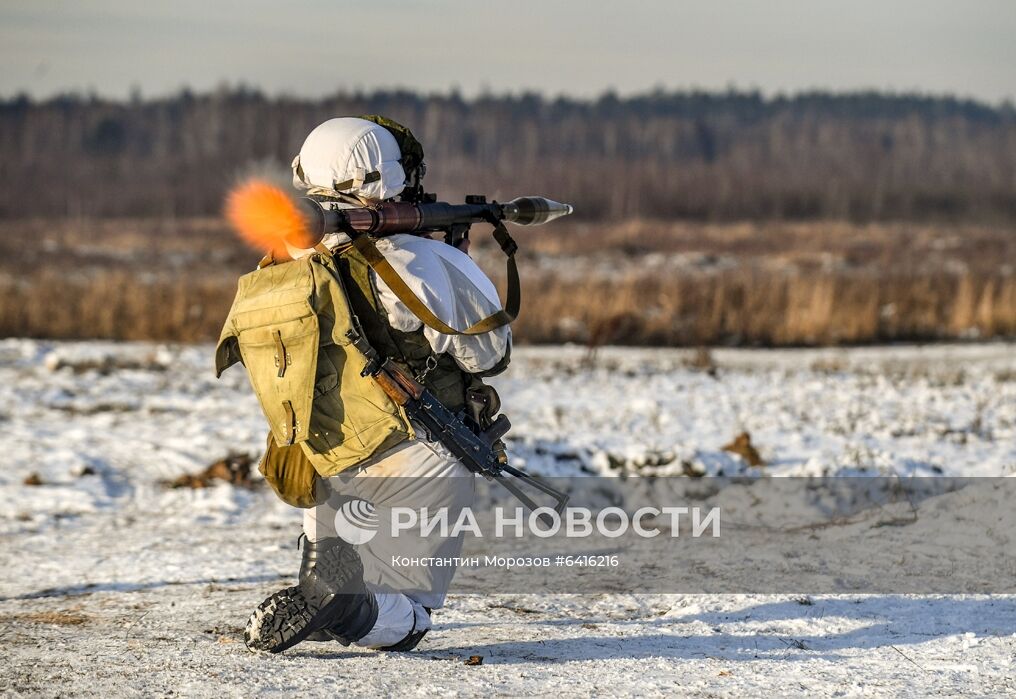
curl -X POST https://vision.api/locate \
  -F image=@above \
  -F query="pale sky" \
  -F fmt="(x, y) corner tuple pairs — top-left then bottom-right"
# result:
(2, 0), (1014, 103)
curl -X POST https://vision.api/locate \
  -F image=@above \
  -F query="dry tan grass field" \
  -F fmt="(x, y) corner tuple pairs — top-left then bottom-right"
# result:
(0, 217), (1013, 346)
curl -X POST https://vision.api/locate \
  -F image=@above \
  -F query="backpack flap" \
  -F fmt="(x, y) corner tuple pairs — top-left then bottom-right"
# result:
(217, 259), (321, 446)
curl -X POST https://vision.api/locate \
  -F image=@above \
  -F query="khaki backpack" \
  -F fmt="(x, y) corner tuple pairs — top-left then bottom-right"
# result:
(216, 252), (414, 497)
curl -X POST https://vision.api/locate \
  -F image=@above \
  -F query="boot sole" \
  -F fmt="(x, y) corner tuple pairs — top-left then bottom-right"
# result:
(245, 542), (364, 654)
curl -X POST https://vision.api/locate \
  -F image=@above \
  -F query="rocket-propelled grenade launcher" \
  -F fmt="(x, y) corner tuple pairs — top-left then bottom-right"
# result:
(297, 195), (573, 249)
(223, 180), (573, 258)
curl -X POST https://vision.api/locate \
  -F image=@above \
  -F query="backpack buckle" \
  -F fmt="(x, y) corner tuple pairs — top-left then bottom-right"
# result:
(273, 330), (289, 378)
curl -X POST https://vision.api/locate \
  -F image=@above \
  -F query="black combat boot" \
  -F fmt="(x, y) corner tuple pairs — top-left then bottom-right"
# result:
(378, 606), (432, 652)
(298, 535), (341, 585)
(298, 537), (432, 651)
(244, 537), (378, 653)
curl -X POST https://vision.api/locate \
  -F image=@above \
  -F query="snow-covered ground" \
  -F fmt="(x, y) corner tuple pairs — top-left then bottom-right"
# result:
(1, 339), (1014, 696)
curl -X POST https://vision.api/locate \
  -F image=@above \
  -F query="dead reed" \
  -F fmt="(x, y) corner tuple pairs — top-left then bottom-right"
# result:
(0, 217), (1012, 347)
(509, 268), (1016, 346)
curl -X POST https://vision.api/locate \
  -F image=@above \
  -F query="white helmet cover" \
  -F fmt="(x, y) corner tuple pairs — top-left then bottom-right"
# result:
(292, 117), (406, 202)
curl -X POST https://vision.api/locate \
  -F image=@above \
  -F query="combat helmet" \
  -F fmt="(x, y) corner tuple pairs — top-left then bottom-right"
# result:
(291, 116), (425, 204)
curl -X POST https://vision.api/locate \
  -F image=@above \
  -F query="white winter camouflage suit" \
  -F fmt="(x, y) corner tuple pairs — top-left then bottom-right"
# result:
(302, 233), (511, 648)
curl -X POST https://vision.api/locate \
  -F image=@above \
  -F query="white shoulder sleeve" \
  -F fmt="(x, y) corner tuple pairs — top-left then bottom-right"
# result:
(370, 235), (511, 373)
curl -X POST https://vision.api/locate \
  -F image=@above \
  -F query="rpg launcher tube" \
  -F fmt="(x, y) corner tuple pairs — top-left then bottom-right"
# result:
(297, 196), (573, 246)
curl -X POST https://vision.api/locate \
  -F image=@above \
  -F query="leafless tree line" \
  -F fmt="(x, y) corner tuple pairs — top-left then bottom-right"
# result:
(1, 88), (1014, 221)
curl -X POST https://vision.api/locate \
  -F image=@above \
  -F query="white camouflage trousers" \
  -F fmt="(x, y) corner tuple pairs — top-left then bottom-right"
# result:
(303, 435), (475, 648)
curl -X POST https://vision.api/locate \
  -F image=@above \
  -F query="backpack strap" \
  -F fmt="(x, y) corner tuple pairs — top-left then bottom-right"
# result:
(349, 221), (520, 336)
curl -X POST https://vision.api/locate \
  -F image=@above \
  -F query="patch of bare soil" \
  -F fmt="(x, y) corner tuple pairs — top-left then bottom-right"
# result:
(15, 610), (90, 626)
(164, 454), (260, 489)
(722, 432), (765, 467)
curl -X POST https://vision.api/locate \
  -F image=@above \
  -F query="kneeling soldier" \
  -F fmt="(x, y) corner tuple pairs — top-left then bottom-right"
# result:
(216, 117), (510, 652)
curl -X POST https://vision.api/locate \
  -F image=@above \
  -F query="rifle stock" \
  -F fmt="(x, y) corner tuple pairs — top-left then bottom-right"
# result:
(354, 345), (569, 516)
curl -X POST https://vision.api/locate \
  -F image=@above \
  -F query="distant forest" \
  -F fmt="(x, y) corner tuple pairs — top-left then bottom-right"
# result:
(2, 88), (1015, 222)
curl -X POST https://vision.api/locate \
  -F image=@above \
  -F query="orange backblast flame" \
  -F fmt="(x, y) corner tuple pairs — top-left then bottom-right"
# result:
(224, 179), (313, 257)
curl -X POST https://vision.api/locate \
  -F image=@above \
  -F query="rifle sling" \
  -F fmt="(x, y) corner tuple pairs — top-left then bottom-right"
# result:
(349, 220), (519, 336)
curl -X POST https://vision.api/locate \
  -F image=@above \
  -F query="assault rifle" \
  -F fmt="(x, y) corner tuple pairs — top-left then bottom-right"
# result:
(346, 329), (570, 517)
